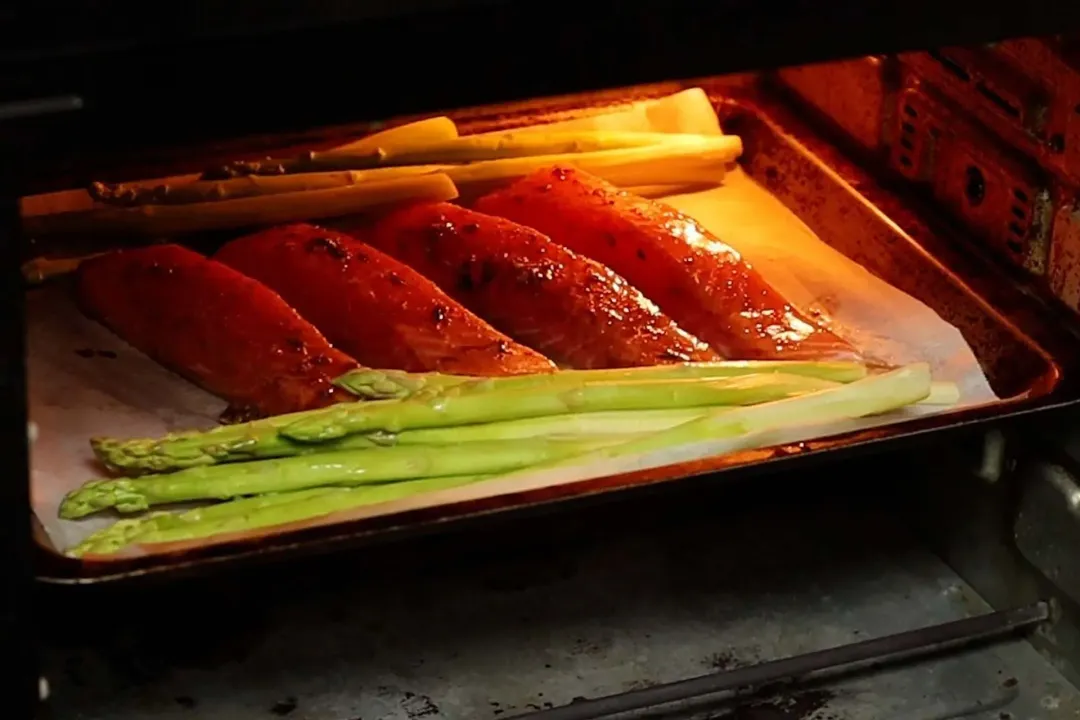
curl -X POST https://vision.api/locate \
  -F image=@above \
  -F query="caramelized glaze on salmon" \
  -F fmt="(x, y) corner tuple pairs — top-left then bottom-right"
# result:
(76, 244), (359, 417)
(215, 223), (555, 376)
(363, 202), (718, 368)
(476, 166), (860, 361)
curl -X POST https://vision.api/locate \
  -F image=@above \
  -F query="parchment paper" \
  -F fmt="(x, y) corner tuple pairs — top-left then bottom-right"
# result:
(26, 88), (997, 556)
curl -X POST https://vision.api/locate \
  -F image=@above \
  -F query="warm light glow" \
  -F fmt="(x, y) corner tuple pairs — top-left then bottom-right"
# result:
(666, 218), (741, 262)
(737, 307), (817, 348)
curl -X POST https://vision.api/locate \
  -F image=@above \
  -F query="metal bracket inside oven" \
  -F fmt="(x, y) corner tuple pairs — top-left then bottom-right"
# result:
(977, 428), (1009, 483)
(1016, 461), (1080, 606)
(0, 95), (82, 121)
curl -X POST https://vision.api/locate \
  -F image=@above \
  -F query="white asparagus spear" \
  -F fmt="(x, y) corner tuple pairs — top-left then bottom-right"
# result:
(444, 135), (742, 193)
(272, 130), (728, 174)
(330, 116), (458, 153)
(97, 167), (436, 206)
(24, 174), (458, 237)
(84, 135), (742, 208)
(354, 130), (721, 166)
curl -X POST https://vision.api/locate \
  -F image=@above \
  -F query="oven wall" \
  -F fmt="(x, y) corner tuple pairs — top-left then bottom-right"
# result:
(774, 38), (1080, 314)
(773, 38), (1080, 689)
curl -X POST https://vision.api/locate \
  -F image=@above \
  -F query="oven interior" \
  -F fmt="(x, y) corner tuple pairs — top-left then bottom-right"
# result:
(24, 36), (1080, 719)
(36, 443), (1080, 718)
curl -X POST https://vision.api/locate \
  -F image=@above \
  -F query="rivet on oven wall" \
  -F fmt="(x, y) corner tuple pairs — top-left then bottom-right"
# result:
(976, 429), (1007, 483)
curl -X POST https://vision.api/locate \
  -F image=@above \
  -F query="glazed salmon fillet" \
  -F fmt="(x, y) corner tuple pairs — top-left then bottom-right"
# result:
(476, 166), (861, 361)
(215, 223), (555, 376)
(76, 244), (359, 417)
(362, 202), (718, 368)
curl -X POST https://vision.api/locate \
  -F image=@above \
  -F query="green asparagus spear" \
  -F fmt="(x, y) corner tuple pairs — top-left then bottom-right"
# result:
(67, 487), (342, 556)
(623, 363), (931, 455)
(90, 408), (356, 475)
(94, 406), (704, 475)
(512, 363), (934, 475)
(70, 365), (941, 554)
(334, 368), (472, 399)
(394, 408), (705, 445)
(282, 373), (842, 443)
(333, 360), (868, 397)
(90, 370), (460, 474)
(61, 437), (615, 518)
(68, 474), (490, 557)
(96, 368), (851, 474)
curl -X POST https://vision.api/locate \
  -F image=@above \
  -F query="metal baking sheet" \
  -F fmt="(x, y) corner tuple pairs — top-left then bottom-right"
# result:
(25, 86), (1077, 581)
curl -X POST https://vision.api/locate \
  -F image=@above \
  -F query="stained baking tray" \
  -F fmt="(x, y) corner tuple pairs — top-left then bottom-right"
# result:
(28, 79), (1080, 584)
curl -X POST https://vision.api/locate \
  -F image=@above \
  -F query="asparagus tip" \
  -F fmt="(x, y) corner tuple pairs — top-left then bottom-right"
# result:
(332, 369), (417, 400)
(60, 479), (148, 519)
(67, 516), (160, 557)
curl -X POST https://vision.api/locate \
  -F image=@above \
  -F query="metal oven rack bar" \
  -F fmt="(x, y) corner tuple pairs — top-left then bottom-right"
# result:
(511, 602), (1050, 720)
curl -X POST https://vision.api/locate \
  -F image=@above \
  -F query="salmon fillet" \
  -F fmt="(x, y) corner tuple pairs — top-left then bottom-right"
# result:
(215, 223), (555, 376)
(476, 166), (861, 361)
(362, 202), (719, 368)
(76, 244), (359, 417)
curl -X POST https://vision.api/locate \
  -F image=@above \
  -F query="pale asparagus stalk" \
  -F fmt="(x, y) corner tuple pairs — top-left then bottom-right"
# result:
(405, 136), (743, 195)
(91, 118), (459, 205)
(201, 131), (723, 178)
(83, 177), (704, 210)
(80, 135), (741, 209)
(23, 174), (458, 237)
(330, 116), (458, 153)
(925, 381), (962, 405)
(198, 117), (459, 182)
(331, 131), (722, 167)
(93, 167), (437, 206)
(83, 117), (460, 206)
